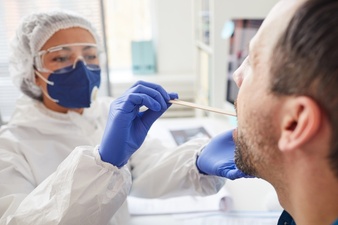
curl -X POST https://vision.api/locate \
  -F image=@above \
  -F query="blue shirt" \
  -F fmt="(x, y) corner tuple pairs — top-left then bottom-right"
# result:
(278, 210), (338, 225)
(278, 211), (296, 225)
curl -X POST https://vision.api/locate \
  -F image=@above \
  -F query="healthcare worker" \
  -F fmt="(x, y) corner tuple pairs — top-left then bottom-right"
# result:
(0, 10), (246, 225)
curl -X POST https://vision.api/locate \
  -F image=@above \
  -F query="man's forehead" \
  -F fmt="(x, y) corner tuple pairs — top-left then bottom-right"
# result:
(251, 0), (306, 60)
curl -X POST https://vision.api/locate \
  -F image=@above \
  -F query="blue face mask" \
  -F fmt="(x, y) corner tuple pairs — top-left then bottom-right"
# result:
(37, 61), (101, 108)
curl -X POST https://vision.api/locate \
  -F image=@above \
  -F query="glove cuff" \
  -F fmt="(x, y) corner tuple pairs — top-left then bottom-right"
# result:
(196, 144), (208, 175)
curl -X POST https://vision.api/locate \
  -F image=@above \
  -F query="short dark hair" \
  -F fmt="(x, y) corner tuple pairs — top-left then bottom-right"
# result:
(270, 0), (338, 178)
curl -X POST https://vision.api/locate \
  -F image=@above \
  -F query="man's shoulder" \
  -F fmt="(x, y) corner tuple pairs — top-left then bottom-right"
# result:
(278, 210), (338, 225)
(332, 219), (338, 225)
(277, 210), (296, 225)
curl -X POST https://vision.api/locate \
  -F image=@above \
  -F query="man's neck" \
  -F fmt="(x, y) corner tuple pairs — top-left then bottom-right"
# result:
(277, 165), (338, 225)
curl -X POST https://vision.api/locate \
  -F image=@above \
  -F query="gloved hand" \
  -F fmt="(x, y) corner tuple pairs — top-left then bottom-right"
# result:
(99, 80), (178, 167)
(196, 129), (253, 180)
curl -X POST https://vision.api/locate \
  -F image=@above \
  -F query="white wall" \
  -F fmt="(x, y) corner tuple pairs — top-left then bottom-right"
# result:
(151, 0), (194, 74)
(110, 1), (196, 118)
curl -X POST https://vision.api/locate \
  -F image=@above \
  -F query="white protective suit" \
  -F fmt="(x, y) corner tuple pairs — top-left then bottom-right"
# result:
(0, 95), (225, 225)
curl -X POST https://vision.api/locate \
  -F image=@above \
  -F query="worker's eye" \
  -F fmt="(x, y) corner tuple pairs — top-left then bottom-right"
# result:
(52, 56), (70, 63)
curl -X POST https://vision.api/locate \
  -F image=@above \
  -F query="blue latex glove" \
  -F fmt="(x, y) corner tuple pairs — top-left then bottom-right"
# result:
(99, 80), (178, 167)
(196, 129), (253, 180)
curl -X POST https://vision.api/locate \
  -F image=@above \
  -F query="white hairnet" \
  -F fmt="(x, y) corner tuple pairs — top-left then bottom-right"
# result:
(9, 10), (102, 100)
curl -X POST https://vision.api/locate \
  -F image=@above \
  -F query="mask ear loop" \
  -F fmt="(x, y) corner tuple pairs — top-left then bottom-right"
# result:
(34, 70), (59, 103)
(34, 69), (54, 85)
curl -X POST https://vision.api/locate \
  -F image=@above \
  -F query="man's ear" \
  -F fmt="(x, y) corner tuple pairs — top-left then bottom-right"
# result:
(278, 97), (321, 152)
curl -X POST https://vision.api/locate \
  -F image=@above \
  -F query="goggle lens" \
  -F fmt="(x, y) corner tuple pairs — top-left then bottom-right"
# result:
(35, 43), (100, 74)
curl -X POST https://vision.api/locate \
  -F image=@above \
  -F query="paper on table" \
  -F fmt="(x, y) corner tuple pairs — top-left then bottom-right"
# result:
(127, 187), (233, 215)
(171, 211), (282, 225)
(169, 126), (211, 146)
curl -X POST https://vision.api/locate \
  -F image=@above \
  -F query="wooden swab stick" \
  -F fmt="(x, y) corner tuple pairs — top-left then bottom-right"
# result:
(168, 99), (237, 117)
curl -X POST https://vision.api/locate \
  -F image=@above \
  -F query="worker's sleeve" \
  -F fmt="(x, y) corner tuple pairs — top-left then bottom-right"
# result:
(129, 137), (225, 198)
(0, 146), (131, 225)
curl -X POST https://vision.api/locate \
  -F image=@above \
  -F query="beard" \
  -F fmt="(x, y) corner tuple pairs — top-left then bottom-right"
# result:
(233, 100), (280, 179)
(235, 133), (258, 176)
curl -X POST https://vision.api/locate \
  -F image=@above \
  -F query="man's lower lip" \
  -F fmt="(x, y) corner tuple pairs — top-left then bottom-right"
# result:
(233, 128), (238, 139)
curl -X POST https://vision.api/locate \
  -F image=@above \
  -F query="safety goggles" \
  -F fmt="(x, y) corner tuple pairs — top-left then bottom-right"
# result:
(34, 43), (100, 74)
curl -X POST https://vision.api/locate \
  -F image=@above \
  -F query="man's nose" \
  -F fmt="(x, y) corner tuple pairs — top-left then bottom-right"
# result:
(232, 67), (243, 88)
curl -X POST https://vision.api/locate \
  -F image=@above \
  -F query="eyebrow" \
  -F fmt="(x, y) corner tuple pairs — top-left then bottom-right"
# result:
(56, 46), (95, 51)
(61, 47), (71, 51)
(82, 45), (95, 51)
